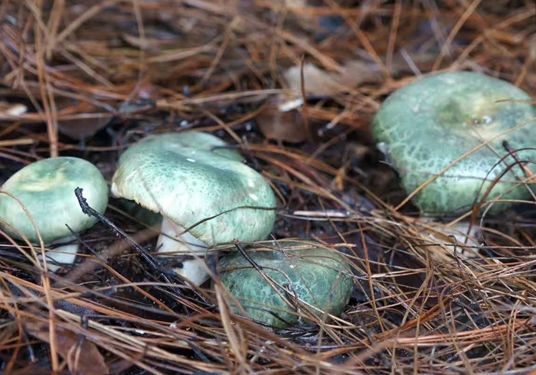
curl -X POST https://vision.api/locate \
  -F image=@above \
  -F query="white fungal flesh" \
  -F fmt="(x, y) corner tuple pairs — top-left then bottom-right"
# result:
(447, 221), (481, 257)
(423, 218), (481, 259)
(42, 236), (79, 272)
(156, 217), (210, 285)
(175, 258), (211, 286)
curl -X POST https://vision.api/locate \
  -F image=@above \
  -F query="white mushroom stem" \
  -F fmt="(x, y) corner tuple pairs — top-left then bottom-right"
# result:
(42, 235), (79, 272)
(446, 221), (481, 249)
(423, 218), (482, 259)
(156, 217), (210, 286)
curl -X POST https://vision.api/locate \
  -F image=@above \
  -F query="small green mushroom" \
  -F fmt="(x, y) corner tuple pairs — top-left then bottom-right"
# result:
(373, 71), (536, 216)
(111, 132), (277, 286)
(0, 157), (108, 270)
(218, 241), (354, 328)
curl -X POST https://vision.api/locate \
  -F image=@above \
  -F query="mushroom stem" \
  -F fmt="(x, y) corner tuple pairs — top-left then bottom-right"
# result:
(43, 235), (79, 272)
(424, 218), (481, 258)
(156, 217), (210, 286)
(447, 221), (481, 258)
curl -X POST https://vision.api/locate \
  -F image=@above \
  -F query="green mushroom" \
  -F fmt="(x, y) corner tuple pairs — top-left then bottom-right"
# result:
(111, 132), (277, 286)
(218, 241), (354, 328)
(373, 71), (536, 216)
(114, 198), (163, 228)
(0, 157), (109, 270)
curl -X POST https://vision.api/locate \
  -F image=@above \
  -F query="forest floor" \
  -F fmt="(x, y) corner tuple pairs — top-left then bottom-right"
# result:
(0, 1), (535, 374)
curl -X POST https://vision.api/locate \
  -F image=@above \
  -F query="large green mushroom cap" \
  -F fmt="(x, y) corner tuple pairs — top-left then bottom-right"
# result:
(111, 132), (277, 245)
(0, 157), (109, 243)
(373, 71), (536, 215)
(219, 241), (354, 328)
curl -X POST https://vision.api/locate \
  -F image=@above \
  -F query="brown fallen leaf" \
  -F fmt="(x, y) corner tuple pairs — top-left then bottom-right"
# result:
(283, 60), (381, 98)
(25, 320), (109, 375)
(258, 60), (381, 141)
(56, 99), (113, 140)
(257, 98), (308, 143)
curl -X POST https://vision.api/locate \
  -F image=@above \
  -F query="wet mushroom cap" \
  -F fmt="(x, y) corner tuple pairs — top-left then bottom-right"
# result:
(373, 71), (536, 215)
(0, 157), (109, 243)
(218, 241), (354, 328)
(111, 132), (277, 245)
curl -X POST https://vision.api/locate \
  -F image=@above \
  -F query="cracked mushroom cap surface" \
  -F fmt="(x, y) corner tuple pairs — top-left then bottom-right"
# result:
(373, 71), (536, 215)
(218, 241), (354, 328)
(0, 157), (109, 243)
(111, 132), (277, 245)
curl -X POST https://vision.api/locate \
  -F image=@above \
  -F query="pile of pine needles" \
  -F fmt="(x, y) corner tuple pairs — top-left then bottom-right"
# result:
(0, 1), (535, 373)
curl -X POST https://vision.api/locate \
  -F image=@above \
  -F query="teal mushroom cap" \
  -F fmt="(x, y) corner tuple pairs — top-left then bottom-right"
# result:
(111, 131), (277, 285)
(111, 131), (276, 245)
(0, 157), (108, 243)
(219, 241), (354, 328)
(373, 71), (536, 215)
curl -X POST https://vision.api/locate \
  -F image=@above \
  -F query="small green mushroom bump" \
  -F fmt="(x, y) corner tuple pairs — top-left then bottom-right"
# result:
(373, 71), (536, 215)
(219, 242), (354, 328)
(0, 157), (108, 243)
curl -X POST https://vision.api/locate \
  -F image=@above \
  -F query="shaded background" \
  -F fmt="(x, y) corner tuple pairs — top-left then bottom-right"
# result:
(0, 1), (535, 374)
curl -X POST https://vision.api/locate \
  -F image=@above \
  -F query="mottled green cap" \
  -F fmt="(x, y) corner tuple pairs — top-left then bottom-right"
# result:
(111, 132), (277, 245)
(219, 241), (354, 328)
(373, 71), (536, 215)
(0, 157), (109, 243)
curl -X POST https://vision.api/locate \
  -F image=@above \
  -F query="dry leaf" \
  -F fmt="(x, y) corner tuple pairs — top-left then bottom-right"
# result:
(25, 320), (109, 375)
(257, 98), (308, 143)
(339, 60), (383, 86)
(283, 60), (381, 97)
(284, 63), (345, 98)
(281, 61), (381, 111)
(259, 60), (380, 139)
(57, 99), (112, 140)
